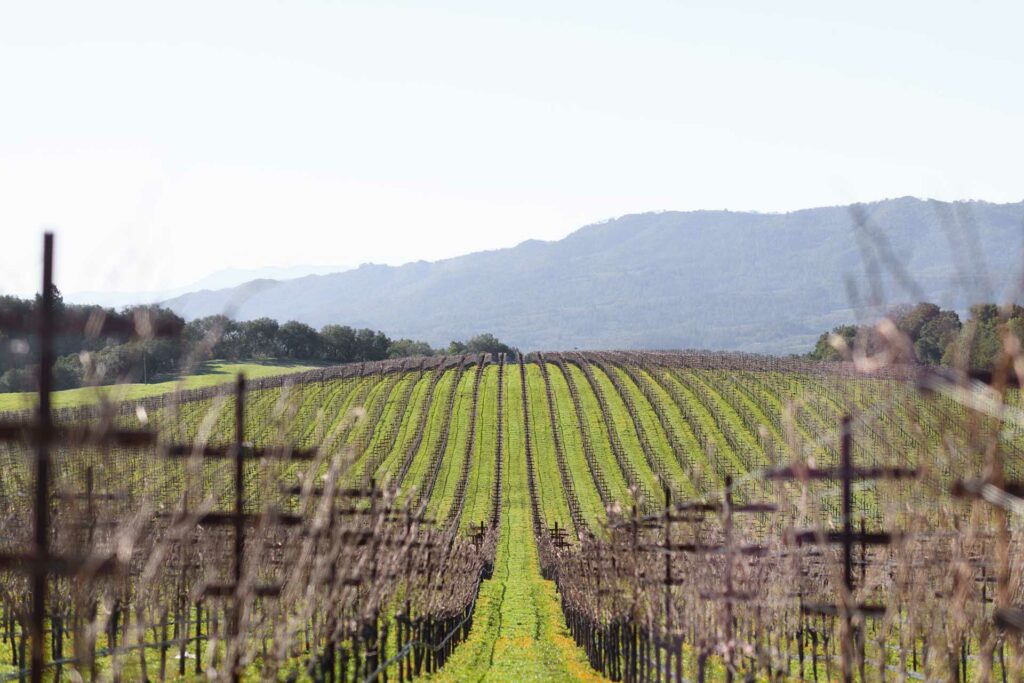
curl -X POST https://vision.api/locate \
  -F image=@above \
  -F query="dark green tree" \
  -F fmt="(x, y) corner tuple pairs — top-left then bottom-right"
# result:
(0, 366), (34, 392)
(894, 302), (941, 339)
(321, 325), (356, 362)
(185, 315), (239, 360)
(353, 328), (390, 361)
(914, 310), (960, 364)
(807, 325), (857, 361)
(463, 333), (513, 355)
(278, 321), (322, 360)
(387, 339), (435, 358)
(238, 318), (280, 358)
(53, 353), (83, 390)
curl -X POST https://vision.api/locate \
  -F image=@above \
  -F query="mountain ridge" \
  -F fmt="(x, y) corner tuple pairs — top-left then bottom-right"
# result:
(162, 197), (1024, 353)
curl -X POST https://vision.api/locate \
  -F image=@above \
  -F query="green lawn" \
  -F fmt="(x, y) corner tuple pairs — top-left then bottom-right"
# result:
(0, 360), (322, 412)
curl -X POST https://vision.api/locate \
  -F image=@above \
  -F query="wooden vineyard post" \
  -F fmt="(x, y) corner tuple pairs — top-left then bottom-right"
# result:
(367, 479), (381, 681)
(186, 374), (257, 683)
(667, 497), (688, 680)
(946, 361), (1024, 680)
(764, 415), (917, 683)
(722, 476), (736, 683)
(549, 522), (571, 552)
(662, 484), (673, 678)
(400, 507), (413, 683)
(31, 233), (54, 683)
(174, 374), (315, 681)
(230, 373), (245, 681)
(697, 476), (776, 682)
(604, 476), (775, 681)
(953, 456), (1024, 676)
(0, 234), (178, 681)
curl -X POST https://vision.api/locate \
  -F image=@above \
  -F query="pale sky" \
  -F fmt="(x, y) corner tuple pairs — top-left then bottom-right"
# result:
(2, 1), (1022, 297)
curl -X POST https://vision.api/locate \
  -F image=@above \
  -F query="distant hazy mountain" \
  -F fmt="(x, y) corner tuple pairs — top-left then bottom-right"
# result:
(67, 264), (351, 309)
(162, 198), (1024, 354)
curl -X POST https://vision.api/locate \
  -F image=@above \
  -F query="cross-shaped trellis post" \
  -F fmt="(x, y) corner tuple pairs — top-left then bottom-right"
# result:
(0, 233), (184, 683)
(549, 521), (571, 551)
(953, 475), (1024, 644)
(163, 374), (322, 682)
(683, 477), (776, 683)
(622, 476), (776, 682)
(930, 364), (1023, 680)
(763, 415), (917, 683)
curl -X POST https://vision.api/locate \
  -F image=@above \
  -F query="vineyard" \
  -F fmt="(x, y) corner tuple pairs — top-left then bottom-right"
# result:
(0, 238), (1021, 683)
(3, 336), (1024, 681)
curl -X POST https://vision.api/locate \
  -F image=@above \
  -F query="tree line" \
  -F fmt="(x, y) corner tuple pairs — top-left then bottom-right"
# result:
(806, 301), (1024, 370)
(189, 316), (512, 362)
(0, 290), (513, 392)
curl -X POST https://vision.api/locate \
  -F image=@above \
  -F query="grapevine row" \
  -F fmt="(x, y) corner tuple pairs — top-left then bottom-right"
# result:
(588, 352), (683, 500)
(564, 353), (654, 511)
(410, 356), (473, 513)
(536, 353), (587, 535)
(518, 353), (544, 537)
(490, 354), (505, 529)
(444, 355), (488, 529)
(357, 357), (433, 486)
(392, 356), (463, 491)
(550, 354), (613, 508)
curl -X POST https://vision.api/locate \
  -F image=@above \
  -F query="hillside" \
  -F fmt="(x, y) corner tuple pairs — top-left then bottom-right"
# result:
(163, 197), (1024, 354)
(82, 351), (990, 530)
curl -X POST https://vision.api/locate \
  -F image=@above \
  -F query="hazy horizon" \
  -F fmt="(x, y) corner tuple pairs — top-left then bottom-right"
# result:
(43, 196), (1024, 304)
